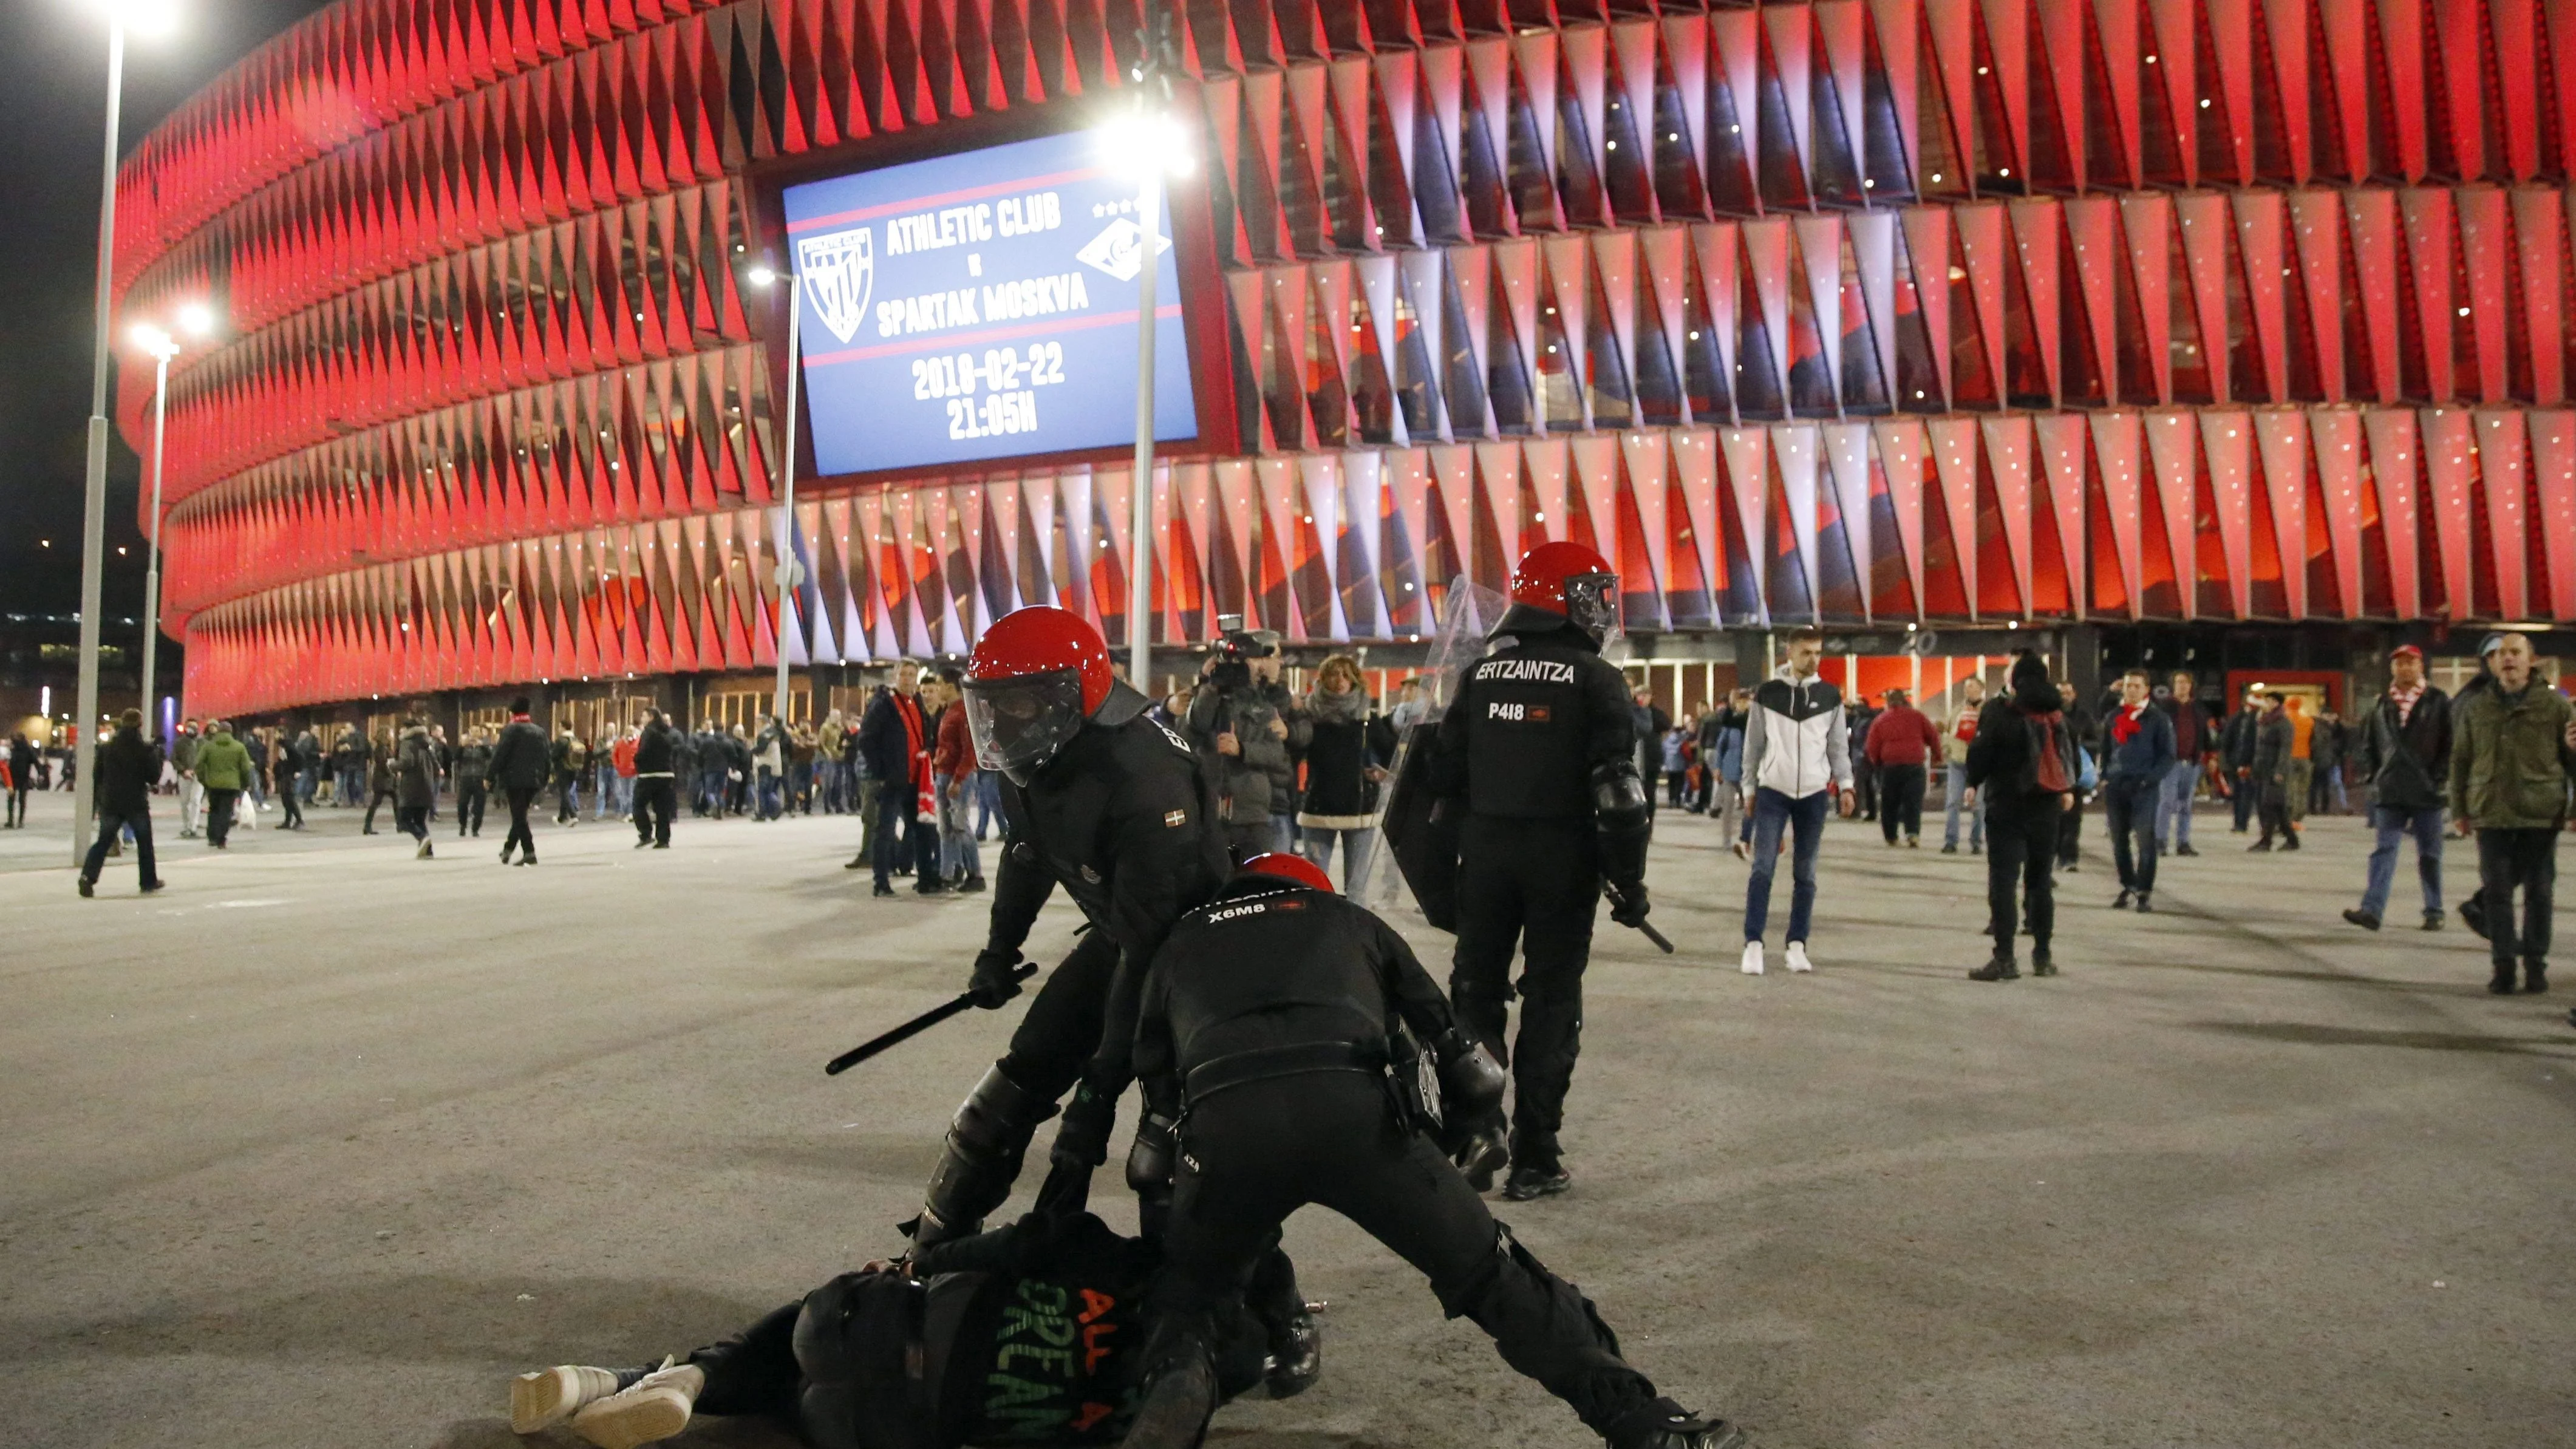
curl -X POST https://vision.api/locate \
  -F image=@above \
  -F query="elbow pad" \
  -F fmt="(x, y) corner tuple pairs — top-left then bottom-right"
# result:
(1590, 762), (1651, 888)
(1434, 1029), (1508, 1120)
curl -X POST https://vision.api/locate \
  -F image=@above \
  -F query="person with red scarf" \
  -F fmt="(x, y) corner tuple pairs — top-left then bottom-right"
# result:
(2100, 669), (2178, 911)
(859, 663), (942, 898)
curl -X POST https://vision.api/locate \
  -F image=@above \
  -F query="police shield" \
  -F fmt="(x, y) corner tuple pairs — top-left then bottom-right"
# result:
(1375, 579), (1507, 930)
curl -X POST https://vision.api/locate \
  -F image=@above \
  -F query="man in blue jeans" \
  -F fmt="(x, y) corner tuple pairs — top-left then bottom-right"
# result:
(1739, 630), (1856, 975)
(2101, 669), (2176, 912)
(2156, 672), (2212, 856)
(2343, 645), (2453, 932)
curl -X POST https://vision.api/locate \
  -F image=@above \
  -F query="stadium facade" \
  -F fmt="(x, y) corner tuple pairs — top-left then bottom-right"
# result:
(113, 0), (2576, 720)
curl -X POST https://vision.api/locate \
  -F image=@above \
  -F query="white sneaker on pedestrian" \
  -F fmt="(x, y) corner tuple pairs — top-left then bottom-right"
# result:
(511, 1364), (622, 1433)
(1785, 942), (1813, 973)
(1739, 941), (1765, 975)
(570, 1360), (703, 1449)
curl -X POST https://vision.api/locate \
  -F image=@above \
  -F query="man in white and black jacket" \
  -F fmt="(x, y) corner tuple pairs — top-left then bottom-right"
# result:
(2342, 644), (2453, 933)
(1737, 629), (1855, 975)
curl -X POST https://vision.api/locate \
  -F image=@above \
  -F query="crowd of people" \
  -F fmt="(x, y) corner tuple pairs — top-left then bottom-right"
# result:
(36, 533), (2576, 1449)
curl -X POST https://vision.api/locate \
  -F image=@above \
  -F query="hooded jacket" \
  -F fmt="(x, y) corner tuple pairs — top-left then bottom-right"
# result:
(395, 725), (439, 807)
(1965, 663), (2079, 817)
(1740, 663), (1853, 799)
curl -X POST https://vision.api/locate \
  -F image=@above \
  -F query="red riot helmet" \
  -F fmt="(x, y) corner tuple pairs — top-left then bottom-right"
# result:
(1508, 540), (1621, 644)
(964, 607), (1116, 785)
(1238, 851), (1335, 893)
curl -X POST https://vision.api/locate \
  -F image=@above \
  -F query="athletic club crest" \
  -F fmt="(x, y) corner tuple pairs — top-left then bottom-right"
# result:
(797, 227), (874, 344)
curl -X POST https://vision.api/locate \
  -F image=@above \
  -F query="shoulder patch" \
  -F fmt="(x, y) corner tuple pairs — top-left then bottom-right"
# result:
(1164, 808), (1188, 828)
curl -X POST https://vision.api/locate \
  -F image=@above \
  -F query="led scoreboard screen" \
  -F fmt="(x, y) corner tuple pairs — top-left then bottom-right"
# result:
(780, 128), (1199, 477)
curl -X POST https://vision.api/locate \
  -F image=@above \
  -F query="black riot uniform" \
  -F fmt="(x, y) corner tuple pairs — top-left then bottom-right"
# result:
(1428, 603), (1649, 1199)
(915, 678), (1231, 1246)
(1113, 866), (1742, 1449)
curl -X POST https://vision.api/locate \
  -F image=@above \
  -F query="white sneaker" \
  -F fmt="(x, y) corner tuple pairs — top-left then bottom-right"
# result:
(1739, 941), (1765, 975)
(510, 1365), (623, 1433)
(1785, 942), (1813, 973)
(570, 1360), (703, 1449)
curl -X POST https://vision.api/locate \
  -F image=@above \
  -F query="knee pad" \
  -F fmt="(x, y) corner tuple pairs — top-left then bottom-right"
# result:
(919, 1063), (1057, 1242)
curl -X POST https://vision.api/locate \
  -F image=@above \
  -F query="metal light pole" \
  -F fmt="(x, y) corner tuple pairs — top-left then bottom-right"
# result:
(1125, 154), (1162, 693)
(762, 268), (806, 728)
(1119, 6), (1184, 693)
(136, 335), (173, 743)
(71, 13), (133, 867)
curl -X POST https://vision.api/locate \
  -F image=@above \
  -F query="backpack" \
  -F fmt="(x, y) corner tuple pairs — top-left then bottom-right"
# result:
(2030, 714), (2073, 794)
(2076, 745), (2098, 793)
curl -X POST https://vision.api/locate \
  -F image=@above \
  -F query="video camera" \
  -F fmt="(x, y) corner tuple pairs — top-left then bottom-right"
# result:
(1205, 626), (1282, 693)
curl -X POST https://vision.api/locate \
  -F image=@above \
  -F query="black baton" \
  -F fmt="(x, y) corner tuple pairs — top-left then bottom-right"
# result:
(825, 962), (1038, 1076)
(1603, 883), (1675, 954)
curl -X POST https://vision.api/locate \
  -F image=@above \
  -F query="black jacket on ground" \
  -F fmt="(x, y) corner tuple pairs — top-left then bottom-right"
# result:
(90, 726), (165, 817)
(1135, 874), (1457, 1119)
(488, 718), (551, 790)
(2353, 687), (2452, 812)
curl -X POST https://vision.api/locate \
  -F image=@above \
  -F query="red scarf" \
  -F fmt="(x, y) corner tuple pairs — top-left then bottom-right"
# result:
(2110, 701), (2147, 746)
(892, 692), (935, 817)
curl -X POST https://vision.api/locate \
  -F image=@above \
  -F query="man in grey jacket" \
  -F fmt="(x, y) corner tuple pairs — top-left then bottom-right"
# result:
(1738, 629), (1855, 975)
(1186, 631), (1298, 861)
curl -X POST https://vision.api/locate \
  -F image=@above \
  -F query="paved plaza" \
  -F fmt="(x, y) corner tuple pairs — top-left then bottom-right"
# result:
(2, 789), (2571, 1449)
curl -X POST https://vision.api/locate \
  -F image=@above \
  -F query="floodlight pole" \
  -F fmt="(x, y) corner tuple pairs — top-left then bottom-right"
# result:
(1125, 5), (1176, 694)
(1125, 159), (1162, 693)
(773, 273), (805, 729)
(139, 344), (173, 743)
(72, 18), (128, 867)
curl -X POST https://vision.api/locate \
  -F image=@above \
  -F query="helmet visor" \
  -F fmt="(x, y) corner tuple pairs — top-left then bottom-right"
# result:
(965, 669), (1086, 784)
(1564, 571), (1622, 644)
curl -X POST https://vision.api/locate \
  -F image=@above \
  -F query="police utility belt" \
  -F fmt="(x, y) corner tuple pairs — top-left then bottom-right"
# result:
(1181, 1028), (1445, 1132)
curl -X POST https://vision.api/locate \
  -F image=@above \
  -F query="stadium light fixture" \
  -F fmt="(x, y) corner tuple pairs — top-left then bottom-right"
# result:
(128, 303), (220, 743)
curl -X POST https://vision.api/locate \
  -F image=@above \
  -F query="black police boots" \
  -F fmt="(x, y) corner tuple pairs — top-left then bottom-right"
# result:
(1120, 1325), (1219, 1449)
(1605, 1397), (1749, 1449)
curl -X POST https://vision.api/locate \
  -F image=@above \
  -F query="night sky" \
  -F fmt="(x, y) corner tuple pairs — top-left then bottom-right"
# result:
(0, 0), (329, 616)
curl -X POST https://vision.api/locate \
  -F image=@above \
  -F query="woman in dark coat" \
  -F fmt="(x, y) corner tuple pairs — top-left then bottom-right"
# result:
(395, 718), (440, 858)
(1294, 653), (1397, 893)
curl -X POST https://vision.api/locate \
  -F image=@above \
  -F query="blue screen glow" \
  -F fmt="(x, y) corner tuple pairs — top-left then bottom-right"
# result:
(780, 128), (1198, 478)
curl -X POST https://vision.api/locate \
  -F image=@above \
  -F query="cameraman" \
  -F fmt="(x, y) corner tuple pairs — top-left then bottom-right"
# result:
(1187, 630), (1304, 861)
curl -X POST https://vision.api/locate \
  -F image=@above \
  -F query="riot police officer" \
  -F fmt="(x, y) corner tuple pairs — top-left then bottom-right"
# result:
(1114, 853), (1743, 1449)
(1428, 540), (1650, 1201)
(908, 606), (1232, 1247)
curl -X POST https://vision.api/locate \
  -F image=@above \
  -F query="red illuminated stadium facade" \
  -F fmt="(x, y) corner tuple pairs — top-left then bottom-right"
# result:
(113, 0), (2576, 721)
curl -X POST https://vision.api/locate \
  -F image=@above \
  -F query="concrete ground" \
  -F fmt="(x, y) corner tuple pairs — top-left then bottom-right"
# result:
(3, 786), (2571, 1449)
